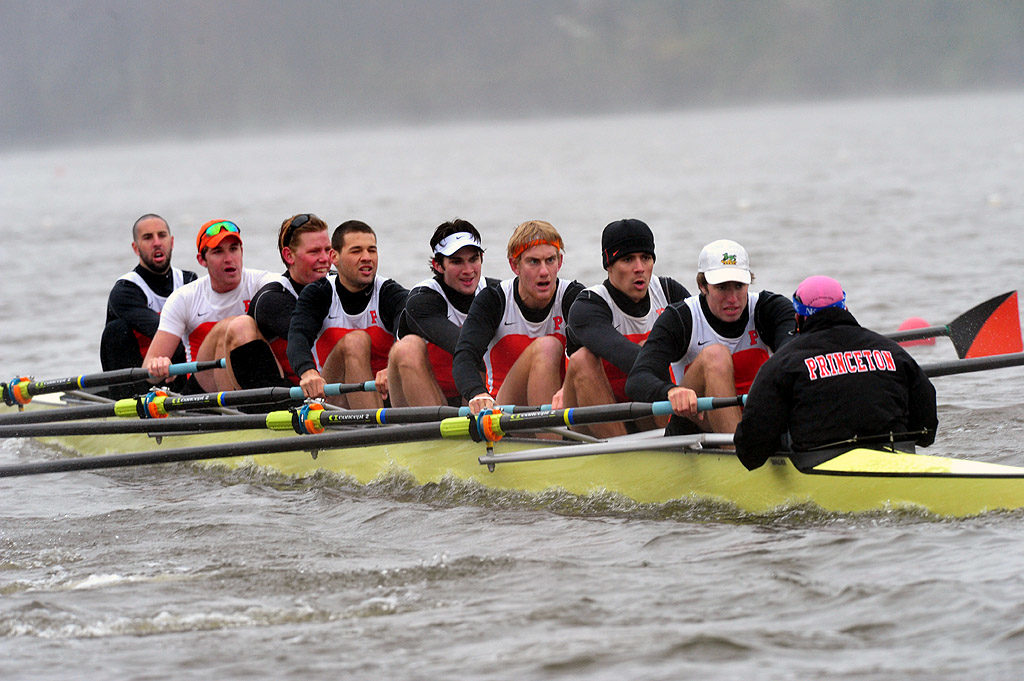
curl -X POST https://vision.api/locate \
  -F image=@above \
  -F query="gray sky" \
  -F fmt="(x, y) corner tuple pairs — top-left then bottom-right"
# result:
(2, 0), (1022, 149)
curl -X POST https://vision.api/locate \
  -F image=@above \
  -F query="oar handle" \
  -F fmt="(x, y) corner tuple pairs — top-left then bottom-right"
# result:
(1, 358), (227, 406)
(456, 404), (550, 416)
(168, 359), (226, 376)
(317, 381), (377, 398)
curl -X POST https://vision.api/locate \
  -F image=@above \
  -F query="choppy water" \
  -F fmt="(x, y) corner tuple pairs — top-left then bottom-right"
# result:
(1, 92), (1024, 680)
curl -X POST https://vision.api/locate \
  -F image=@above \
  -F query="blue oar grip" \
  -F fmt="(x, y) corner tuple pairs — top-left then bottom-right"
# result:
(317, 381), (377, 397)
(653, 400), (674, 416)
(167, 358), (226, 376)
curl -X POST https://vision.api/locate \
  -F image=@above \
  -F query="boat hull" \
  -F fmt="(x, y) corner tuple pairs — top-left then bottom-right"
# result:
(30, 421), (1024, 518)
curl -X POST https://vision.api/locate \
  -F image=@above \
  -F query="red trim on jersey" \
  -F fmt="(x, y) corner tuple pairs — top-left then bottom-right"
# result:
(269, 337), (300, 385)
(188, 321), (218, 363)
(315, 327), (395, 375)
(488, 333), (566, 394)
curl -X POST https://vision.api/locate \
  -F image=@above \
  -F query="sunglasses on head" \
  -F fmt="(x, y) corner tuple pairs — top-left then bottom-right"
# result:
(280, 214), (314, 250)
(204, 221), (240, 238)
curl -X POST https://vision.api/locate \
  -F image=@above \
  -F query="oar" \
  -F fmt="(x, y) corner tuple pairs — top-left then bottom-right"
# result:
(0, 381), (376, 426)
(0, 359), (226, 407)
(921, 351), (1024, 378)
(0, 395), (722, 440)
(0, 397), (744, 477)
(0, 404), (465, 439)
(884, 291), (1022, 358)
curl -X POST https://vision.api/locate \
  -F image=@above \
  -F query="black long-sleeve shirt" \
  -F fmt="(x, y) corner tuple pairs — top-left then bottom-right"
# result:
(248, 272), (308, 343)
(734, 307), (938, 470)
(398, 276), (501, 354)
(105, 265), (198, 336)
(565, 276), (689, 373)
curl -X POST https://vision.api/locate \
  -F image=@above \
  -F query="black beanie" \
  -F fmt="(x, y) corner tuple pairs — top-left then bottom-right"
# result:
(601, 219), (656, 269)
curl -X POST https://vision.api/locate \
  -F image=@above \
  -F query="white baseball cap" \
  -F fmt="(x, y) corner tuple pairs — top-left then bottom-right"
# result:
(434, 231), (483, 257)
(697, 239), (751, 285)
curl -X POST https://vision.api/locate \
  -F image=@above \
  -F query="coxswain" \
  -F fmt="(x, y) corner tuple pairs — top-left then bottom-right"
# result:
(287, 220), (409, 409)
(224, 213), (334, 389)
(625, 239), (795, 435)
(142, 219), (276, 392)
(387, 219), (498, 406)
(734, 275), (938, 470)
(552, 219), (692, 438)
(452, 219), (584, 416)
(100, 214), (198, 396)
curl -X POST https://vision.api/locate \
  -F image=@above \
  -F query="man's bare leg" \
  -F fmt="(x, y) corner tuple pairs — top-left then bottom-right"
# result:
(321, 330), (383, 409)
(681, 343), (741, 433)
(496, 336), (565, 438)
(387, 335), (445, 407)
(193, 318), (238, 392)
(560, 348), (626, 439)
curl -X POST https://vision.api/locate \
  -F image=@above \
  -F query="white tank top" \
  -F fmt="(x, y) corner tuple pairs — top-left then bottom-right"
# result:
(483, 278), (570, 394)
(585, 275), (670, 341)
(416, 276), (486, 326)
(314, 274), (397, 373)
(158, 268), (276, 360)
(118, 267), (186, 313)
(678, 291), (771, 393)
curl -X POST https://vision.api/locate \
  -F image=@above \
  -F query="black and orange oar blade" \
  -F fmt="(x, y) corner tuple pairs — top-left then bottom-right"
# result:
(887, 291), (1023, 359)
(949, 291), (1022, 359)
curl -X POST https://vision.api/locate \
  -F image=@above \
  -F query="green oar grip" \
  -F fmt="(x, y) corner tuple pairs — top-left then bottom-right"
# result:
(114, 398), (140, 418)
(265, 410), (295, 431)
(439, 416), (472, 440)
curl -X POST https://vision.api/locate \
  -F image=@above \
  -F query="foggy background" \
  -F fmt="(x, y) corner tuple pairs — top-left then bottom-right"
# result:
(2, 0), (1023, 150)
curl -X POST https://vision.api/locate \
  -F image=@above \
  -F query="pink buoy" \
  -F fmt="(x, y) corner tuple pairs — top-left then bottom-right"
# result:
(897, 317), (936, 346)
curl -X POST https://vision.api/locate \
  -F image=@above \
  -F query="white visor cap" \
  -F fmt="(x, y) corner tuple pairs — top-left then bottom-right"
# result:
(434, 231), (483, 257)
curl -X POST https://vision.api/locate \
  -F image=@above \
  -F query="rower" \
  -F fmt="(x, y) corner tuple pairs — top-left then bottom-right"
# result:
(552, 218), (692, 438)
(100, 214), (198, 397)
(625, 238), (795, 435)
(734, 275), (938, 470)
(452, 219), (585, 416)
(386, 219), (499, 407)
(287, 220), (409, 409)
(142, 219), (277, 392)
(224, 213), (334, 389)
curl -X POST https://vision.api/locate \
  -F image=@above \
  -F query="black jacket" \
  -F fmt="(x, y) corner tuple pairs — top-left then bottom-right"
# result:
(734, 308), (938, 470)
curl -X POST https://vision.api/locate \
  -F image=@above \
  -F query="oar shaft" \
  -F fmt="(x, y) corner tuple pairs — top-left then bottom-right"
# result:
(885, 325), (949, 343)
(0, 421), (456, 478)
(922, 352), (1024, 378)
(0, 403), (118, 425)
(111, 380), (377, 417)
(0, 414), (266, 439)
(3, 359), (225, 398)
(487, 397), (745, 435)
(320, 405), (462, 426)
(0, 380), (376, 425)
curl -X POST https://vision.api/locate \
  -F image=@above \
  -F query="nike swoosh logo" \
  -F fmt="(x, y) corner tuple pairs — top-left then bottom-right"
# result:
(197, 311), (208, 317)
(697, 339), (713, 346)
(503, 321), (516, 326)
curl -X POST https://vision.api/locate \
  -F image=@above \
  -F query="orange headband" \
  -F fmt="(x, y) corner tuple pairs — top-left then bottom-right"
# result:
(509, 238), (564, 261)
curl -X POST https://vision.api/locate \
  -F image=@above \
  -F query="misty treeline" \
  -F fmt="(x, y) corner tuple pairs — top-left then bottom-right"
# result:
(3, 0), (1022, 148)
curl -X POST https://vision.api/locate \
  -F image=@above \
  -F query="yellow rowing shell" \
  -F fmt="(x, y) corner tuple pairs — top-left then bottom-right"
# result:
(32, 421), (1024, 518)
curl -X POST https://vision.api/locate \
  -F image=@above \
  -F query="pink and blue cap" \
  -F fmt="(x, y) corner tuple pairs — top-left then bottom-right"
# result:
(793, 275), (846, 316)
